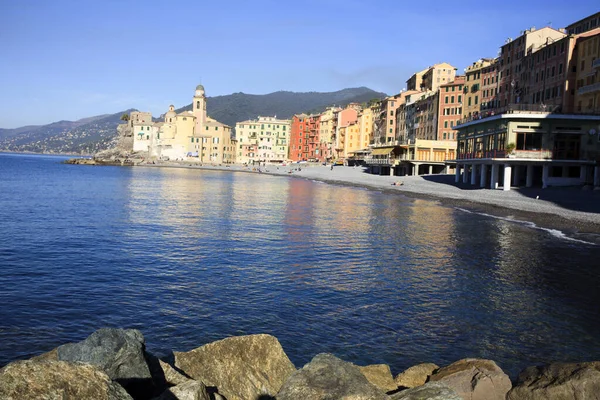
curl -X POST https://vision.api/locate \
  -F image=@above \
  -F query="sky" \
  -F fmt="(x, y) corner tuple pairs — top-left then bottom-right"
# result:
(0, 0), (598, 128)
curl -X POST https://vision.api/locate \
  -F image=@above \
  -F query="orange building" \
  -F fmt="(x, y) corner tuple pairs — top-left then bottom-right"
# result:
(437, 76), (465, 141)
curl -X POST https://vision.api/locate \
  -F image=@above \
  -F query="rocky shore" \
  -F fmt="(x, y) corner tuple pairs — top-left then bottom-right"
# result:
(1, 328), (599, 399)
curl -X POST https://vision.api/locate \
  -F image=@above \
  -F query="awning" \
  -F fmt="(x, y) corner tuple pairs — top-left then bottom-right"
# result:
(371, 148), (395, 156)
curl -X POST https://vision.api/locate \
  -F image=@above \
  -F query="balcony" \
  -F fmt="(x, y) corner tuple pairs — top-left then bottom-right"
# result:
(593, 58), (600, 69)
(364, 157), (396, 165)
(577, 82), (600, 95)
(456, 103), (561, 126)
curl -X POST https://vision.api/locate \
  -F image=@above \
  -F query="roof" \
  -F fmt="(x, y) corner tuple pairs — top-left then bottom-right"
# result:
(196, 84), (205, 91)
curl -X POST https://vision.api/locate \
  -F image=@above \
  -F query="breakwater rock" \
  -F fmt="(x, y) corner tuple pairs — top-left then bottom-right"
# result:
(1, 328), (599, 400)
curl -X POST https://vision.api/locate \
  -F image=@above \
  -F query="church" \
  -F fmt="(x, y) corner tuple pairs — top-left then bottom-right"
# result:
(131, 85), (236, 164)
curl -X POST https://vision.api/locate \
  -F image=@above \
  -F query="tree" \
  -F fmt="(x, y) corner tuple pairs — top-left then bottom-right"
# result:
(120, 114), (130, 122)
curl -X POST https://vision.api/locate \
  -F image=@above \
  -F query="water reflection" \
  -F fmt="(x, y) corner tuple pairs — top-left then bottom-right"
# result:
(2, 155), (600, 380)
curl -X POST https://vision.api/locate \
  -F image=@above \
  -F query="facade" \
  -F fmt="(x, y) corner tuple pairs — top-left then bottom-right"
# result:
(127, 85), (234, 163)
(463, 59), (494, 119)
(454, 108), (600, 190)
(496, 27), (567, 110)
(421, 63), (457, 93)
(289, 114), (309, 162)
(235, 116), (290, 164)
(437, 76), (465, 141)
(566, 12), (600, 35)
(574, 30), (600, 114)
(480, 59), (500, 113)
(319, 107), (340, 162)
(406, 68), (428, 91)
(333, 106), (359, 159)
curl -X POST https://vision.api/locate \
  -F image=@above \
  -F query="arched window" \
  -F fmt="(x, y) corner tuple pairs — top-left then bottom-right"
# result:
(196, 101), (200, 109)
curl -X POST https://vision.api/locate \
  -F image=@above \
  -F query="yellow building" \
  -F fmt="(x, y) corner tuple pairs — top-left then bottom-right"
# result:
(574, 30), (600, 114)
(463, 58), (494, 119)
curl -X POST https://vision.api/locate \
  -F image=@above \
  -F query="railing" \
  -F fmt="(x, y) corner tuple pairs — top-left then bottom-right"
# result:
(457, 149), (575, 160)
(578, 82), (600, 95)
(513, 149), (553, 159)
(456, 103), (561, 126)
(364, 157), (395, 165)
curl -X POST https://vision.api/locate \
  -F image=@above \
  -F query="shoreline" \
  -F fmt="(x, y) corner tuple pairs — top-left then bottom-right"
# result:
(130, 161), (600, 239)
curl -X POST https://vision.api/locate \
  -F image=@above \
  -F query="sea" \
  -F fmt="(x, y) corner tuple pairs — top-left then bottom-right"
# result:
(1, 152), (599, 378)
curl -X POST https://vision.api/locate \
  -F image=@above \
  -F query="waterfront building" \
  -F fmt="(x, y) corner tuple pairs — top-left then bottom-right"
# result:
(319, 107), (341, 162)
(406, 68), (428, 91)
(463, 59), (495, 119)
(333, 106), (359, 160)
(421, 62), (457, 93)
(573, 30), (600, 114)
(454, 109), (600, 190)
(438, 76), (465, 141)
(289, 114), (310, 162)
(566, 11), (600, 35)
(495, 27), (567, 110)
(127, 85), (234, 163)
(481, 59), (500, 113)
(235, 116), (290, 164)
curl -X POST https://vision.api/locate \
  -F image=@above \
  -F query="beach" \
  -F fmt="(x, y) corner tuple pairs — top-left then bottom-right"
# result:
(139, 161), (600, 237)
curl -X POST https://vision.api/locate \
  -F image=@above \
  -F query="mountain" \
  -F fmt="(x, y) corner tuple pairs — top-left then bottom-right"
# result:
(0, 87), (387, 155)
(0, 111), (133, 155)
(176, 87), (387, 127)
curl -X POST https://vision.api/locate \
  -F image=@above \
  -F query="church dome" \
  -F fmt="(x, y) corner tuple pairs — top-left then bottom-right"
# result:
(196, 84), (205, 91)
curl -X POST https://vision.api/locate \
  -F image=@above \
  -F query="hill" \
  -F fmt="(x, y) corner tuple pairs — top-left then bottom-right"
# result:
(0, 111), (133, 155)
(177, 87), (387, 127)
(0, 87), (387, 154)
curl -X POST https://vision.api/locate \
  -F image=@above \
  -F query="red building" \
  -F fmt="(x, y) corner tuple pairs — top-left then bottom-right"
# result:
(289, 114), (321, 161)
(437, 76), (465, 141)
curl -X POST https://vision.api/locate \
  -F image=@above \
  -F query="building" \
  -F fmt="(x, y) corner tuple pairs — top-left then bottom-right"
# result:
(454, 107), (600, 190)
(406, 68), (428, 91)
(235, 116), (290, 164)
(333, 106), (359, 160)
(481, 59), (500, 113)
(574, 30), (600, 114)
(128, 85), (234, 163)
(566, 12), (600, 35)
(463, 59), (495, 119)
(318, 107), (341, 162)
(421, 62), (457, 92)
(437, 76), (465, 141)
(496, 27), (567, 110)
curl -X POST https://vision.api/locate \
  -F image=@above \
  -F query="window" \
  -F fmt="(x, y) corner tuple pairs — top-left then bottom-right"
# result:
(451, 96), (455, 103)
(445, 96), (449, 103)
(559, 63), (563, 74)
(444, 121), (448, 128)
(475, 96), (478, 105)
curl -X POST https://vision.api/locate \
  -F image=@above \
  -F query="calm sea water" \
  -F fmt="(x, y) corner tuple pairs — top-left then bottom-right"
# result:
(1, 153), (600, 378)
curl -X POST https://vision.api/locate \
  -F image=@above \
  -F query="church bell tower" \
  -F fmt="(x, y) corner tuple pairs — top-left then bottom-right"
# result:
(193, 84), (207, 130)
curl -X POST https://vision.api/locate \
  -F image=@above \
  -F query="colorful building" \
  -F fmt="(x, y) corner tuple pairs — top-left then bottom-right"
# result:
(437, 76), (465, 141)
(235, 116), (290, 164)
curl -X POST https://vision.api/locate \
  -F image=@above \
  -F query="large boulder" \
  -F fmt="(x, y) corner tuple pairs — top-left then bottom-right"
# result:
(155, 380), (210, 400)
(174, 334), (295, 400)
(428, 358), (511, 400)
(358, 364), (398, 393)
(0, 360), (132, 400)
(395, 363), (439, 389)
(276, 353), (388, 400)
(57, 328), (153, 399)
(390, 381), (462, 400)
(507, 362), (600, 399)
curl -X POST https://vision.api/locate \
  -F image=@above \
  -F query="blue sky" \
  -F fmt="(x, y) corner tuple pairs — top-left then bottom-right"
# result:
(0, 0), (598, 128)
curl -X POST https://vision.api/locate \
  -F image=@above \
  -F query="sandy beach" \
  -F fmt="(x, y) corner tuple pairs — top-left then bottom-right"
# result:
(140, 161), (600, 237)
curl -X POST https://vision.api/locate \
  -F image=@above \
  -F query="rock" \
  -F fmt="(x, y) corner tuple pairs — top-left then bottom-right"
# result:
(174, 334), (295, 400)
(390, 381), (462, 400)
(428, 358), (511, 400)
(507, 362), (600, 399)
(394, 363), (439, 389)
(146, 352), (191, 391)
(0, 359), (132, 400)
(358, 363), (397, 393)
(29, 348), (58, 363)
(57, 328), (153, 399)
(159, 359), (192, 386)
(276, 353), (387, 400)
(155, 380), (210, 400)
